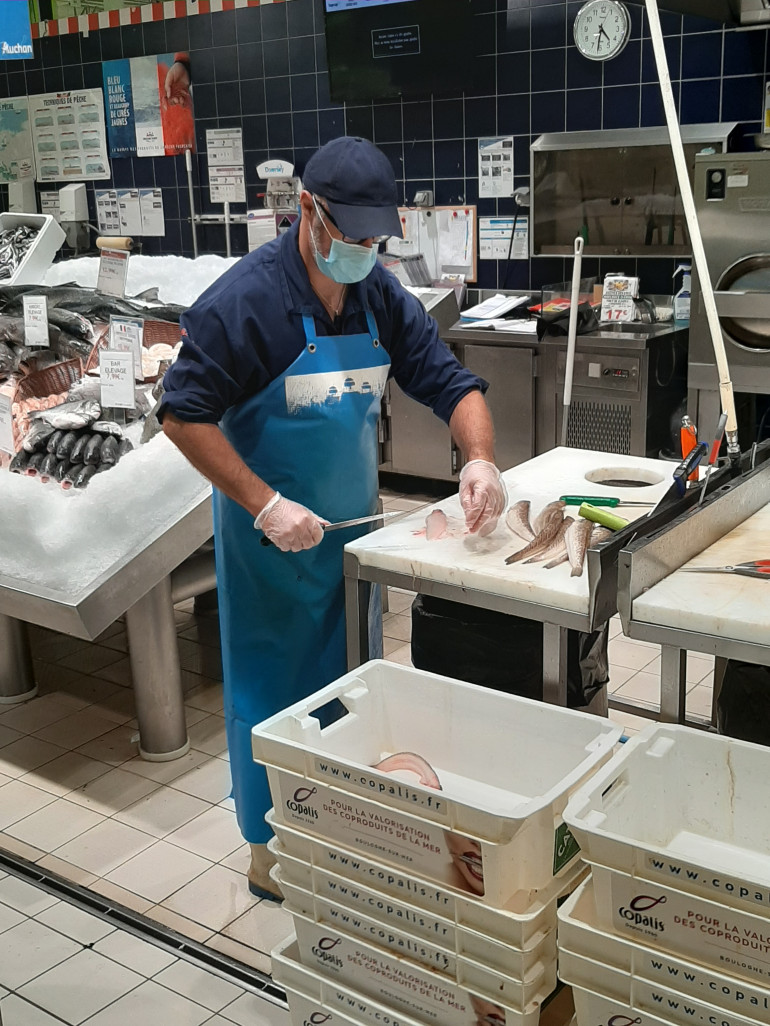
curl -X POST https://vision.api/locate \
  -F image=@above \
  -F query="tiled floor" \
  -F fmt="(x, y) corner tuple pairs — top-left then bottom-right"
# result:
(0, 486), (715, 1005)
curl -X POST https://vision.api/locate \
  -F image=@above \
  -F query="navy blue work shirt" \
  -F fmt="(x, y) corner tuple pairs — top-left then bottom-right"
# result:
(159, 221), (485, 426)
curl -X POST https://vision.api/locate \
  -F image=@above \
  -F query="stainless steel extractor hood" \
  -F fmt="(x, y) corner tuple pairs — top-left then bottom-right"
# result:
(657, 0), (770, 25)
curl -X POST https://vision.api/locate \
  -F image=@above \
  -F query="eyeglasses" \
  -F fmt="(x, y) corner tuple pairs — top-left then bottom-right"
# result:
(313, 196), (390, 246)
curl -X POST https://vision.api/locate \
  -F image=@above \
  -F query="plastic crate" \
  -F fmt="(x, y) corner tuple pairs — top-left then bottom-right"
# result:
(267, 812), (585, 946)
(559, 877), (770, 1026)
(253, 660), (621, 905)
(563, 724), (770, 918)
(0, 213), (65, 285)
(274, 862), (556, 982)
(563, 946), (767, 1026)
(272, 936), (542, 1026)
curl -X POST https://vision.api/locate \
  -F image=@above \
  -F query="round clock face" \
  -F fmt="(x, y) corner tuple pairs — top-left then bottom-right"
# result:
(574, 0), (631, 61)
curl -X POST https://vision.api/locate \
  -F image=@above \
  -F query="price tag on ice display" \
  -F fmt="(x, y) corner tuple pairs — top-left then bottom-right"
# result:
(99, 350), (135, 410)
(96, 248), (130, 298)
(23, 296), (49, 348)
(600, 274), (639, 323)
(109, 316), (144, 381)
(0, 395), (14, 455)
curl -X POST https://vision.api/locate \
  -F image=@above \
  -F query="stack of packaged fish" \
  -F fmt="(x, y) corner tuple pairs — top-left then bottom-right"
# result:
(8, 400), (133, 488)
(0, 224), (39, 282)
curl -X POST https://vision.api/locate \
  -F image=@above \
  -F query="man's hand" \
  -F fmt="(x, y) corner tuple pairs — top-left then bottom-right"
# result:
(165, 61), (191, 106)
(459, 459), (507, 536)
(255, 492), (328, 552)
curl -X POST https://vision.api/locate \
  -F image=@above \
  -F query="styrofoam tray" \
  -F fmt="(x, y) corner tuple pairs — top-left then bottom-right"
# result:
(274, 861), (556, 981)
(0, 213), (65, 285)
(590, 863), (770, 988)
(563, 725), (770, 917)
(559, 876), (770, 1024)
(564, 948), (767, 1026)
(267, 812), (585, 946)
(288, 902), (556, 1019)
(255, 660), (620, 903)
(273, 936), (542, 1026)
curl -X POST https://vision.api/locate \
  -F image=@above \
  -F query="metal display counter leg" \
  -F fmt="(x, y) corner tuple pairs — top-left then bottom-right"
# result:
(125, 576), (190, 761)
(660, 645), (687, 723)
(0, 614), (37, 704)
(542, 623), (568, 705)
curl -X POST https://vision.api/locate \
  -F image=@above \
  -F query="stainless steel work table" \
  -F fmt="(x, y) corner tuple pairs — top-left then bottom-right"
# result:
(0, 435), (213, 760)
(618, 453), (770, 724)
(345, 446), (675, 703)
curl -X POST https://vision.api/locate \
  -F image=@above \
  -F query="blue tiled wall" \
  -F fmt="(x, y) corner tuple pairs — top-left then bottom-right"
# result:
(0, 0), (767, 293)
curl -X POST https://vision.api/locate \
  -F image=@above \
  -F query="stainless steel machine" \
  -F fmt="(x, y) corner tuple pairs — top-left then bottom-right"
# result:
(689, 151), (770, 434)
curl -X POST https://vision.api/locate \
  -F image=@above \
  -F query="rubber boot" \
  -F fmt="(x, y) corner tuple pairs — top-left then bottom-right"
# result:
(247, 843), (283, 902)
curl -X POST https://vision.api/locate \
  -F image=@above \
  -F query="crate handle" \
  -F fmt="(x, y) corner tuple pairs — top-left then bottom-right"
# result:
(308, 696), (352, 731)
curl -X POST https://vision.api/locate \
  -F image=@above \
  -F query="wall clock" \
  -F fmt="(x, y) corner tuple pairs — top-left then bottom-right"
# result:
(574, 0), (631, 61)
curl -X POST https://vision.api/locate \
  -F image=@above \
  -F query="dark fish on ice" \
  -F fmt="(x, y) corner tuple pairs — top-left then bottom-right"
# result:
(22, 420), (55, 453)
(92, 420), (124, 438)
(100, 435), (119, 465)
(54, 459), (73, 482)
(116, 437), (134, 459)
(73, 464), (98, 488)
(26, 451), (46, 475)
(56, 430), (80, 461)
(46, 308), (94, 341)
(70, 433), (90, 464)
(46, 429), (64, 454)
(38, 452), (59, 481)
(84, 434), (103, 466)
(9, 450), (30, 474)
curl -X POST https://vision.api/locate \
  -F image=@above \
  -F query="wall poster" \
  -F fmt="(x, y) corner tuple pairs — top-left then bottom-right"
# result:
(103, 54), (194, 158)
(0, 99), (35, 182)
(29, 89), (110, 182)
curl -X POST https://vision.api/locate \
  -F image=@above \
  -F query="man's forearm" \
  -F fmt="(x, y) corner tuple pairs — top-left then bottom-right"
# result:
(448, 390), (496, 464)
(162, 413), (274, 519)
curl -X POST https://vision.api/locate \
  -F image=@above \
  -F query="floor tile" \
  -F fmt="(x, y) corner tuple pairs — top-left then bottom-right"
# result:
(94, 928), (177, 978)
(0, 902), (26, 935)
(0, 875), (59, 917)
(105, 840), (212, 904)
(165, 806), (244, 863)
(383, 643), (413, 667)
(187, 715), (228, 757)
(88, 878), (154, 915)
(0, 779), (57, 831)
(613, 670), (661, 707)
(606, 662), (637, 692)
(0, 834), (46, 863)
(120, 747), (211, 786)
(81, 979), (211, 1026)
(114, 786), (211, 839)
(184, 682), (225, 715)
(154, 959), (245, 1013)
(0, 693), (87, 735)
(31, 660), (83, 693)
(0, 736), (68, 779)
(5, 796), (105, 851)
(55, 645), (125, 676)
(66, 766), (159, 815)
(206, 933), (273, 975)
(383, 635), (406, 657)
(219, 990), (291, 1025)
(36, 856), (99, 889)
(85, 686), (137, 724)
(144, 905), (215, 944)
(687, 653), (715, 685)
(170, 758), (233, 804)
(385, 589), (415, 615)
(97, 657), (133, 687)
(161, 865), (255, 932)
(35, 900), (116, 946)
(177, 639), (223, 681)
(178, 621), (222, 647)
(0, 992), (71, 1025)
(608, 617), (623, 640)
(0, 919), (80, 990)
(221, 899), (293, 955)
(383, 613), (411, 643)
(75, 725), (140, 766)
(19, 947), (144, 1024)
(53, 819), (155, 877)
(219, 843), (250, 874)
(686, 683), (715, 722)
(34, 708), (119, 750)
(607, 638), (659, 671)
(19, 751), (113, 798)
(32, 635), (91, 663)
(0, 723), (24, 750)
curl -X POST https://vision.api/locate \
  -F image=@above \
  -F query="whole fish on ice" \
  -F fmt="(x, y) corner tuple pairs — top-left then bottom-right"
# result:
(32, 400), (101, 431)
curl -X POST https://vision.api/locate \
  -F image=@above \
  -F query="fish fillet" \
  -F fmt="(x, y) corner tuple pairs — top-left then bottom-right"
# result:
(565, 518), (594, 578)
(505, 500), (535, 542)
(374, 752), (442, 790)
(425, 509), (448, 540)
(533, 499), (566, 535)
(505, 501), (566, 564)
(524, 516), (573, 563)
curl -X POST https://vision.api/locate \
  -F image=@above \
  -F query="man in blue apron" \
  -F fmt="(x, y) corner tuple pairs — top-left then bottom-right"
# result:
(160, 137), (506, 898)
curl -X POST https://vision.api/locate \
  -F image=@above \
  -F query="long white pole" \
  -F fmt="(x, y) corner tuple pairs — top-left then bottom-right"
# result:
(561, 235), (584, 446)
(645, 0), (740, 465)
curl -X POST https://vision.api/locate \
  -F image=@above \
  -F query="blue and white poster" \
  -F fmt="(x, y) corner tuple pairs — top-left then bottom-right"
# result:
(1, 0), (33, 60)
(103, 59), (135, 158)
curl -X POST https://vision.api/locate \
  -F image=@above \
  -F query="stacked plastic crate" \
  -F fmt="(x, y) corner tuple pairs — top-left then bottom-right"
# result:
(252, 660), (622, 1026)
(560, 724), (770, 1026)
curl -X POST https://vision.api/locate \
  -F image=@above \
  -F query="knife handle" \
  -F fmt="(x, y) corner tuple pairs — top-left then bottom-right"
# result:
(673, 442), (709, 493)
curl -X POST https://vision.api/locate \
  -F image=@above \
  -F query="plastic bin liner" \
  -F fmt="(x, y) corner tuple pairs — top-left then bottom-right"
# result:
(717, 659), (770, 745)
(535, 302), (599, 341)
(410, 594), (608, 708)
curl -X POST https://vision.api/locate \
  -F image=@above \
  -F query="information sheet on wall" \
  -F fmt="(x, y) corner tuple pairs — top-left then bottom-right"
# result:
(478, 137), (514, 198)
(0, 99), (34, 182)
(95, 188), (165, 237)
(386, 206), (476, 280)
(479, 216), (529, 260)
(103, 54), (195, 158)
(29, 89), (110, 182)
(206, 128), (246, 204)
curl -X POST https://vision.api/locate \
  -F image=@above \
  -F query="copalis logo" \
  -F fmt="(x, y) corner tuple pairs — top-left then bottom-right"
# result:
(286, 784), (319, 818)
(311, 936), (343, 967)
(603, 1016), (642, 1026)
(618, 894), (667, 932)
(307, 1013), (332, 1024)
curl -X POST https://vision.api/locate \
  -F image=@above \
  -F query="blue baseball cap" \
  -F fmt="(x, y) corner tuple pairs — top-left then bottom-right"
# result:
(303, 136), (403, 240)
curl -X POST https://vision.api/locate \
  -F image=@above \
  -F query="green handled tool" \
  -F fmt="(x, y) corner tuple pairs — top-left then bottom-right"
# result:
(577, 503), (630, 531)
(560, 495), (654, 508)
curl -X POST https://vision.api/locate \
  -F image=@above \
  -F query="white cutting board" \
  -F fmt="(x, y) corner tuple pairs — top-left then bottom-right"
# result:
(634, 501), (770, 645)
(348, 447), (673, 617)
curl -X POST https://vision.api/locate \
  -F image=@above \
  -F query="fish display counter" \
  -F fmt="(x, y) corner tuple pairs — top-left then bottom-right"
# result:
(344, 447), (677, 704)
(0, 253), (236, 759)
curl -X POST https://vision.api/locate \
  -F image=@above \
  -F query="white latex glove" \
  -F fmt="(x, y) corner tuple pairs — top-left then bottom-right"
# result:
(459, 459), (507, 536)
(254, 492), (327, 552)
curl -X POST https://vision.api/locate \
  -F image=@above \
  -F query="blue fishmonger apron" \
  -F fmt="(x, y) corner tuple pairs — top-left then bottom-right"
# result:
(213, 308), (390, 843)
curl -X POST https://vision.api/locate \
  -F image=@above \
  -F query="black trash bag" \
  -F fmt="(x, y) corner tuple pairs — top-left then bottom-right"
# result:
(536, 301), (599, 341)
(410, 595), (609, 709)
(717, 660), (770, 745)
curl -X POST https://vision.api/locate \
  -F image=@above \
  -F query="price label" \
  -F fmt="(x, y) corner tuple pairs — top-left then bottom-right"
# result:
(99, 350), (135, 410)
(109, 316), (144, 381)
(23, 295), (50, 348)
(600, 275), (639, 323)
(97, 248), (130, 298)
(0, 394), (14, 454)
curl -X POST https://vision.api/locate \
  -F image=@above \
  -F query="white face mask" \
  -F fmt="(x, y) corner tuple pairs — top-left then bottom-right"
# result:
(311, 197), (377, 284)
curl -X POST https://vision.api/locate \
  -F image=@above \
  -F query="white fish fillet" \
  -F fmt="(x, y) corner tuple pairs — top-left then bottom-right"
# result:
(524, 516), (573, 564)
(565, 518), (594, 578)
(425, 509), (448, 540)
(505, 500), (535, 542)
(374, 752), (442, 790)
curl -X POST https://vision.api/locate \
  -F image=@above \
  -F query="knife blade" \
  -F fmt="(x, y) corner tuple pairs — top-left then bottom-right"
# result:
(323, 511), (405, 532)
